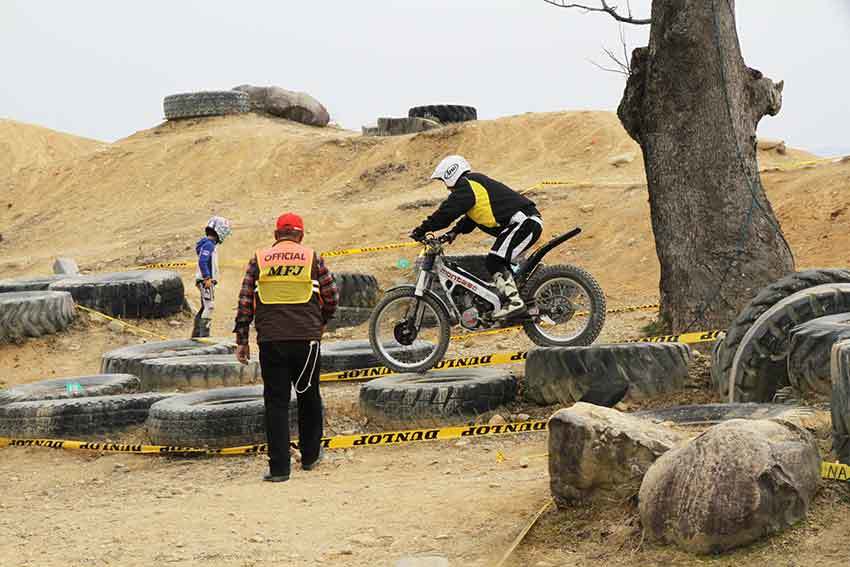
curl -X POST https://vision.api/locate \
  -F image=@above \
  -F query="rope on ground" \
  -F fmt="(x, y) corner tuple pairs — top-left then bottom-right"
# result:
(495, 499), (554, 567)
(75, 305), (168, 340)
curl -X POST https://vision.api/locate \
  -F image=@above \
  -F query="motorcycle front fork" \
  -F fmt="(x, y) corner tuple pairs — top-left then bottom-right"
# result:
(409, 270), (433, 327)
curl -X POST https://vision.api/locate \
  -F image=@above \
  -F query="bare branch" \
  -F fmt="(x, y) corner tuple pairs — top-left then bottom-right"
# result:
(587, 58), (630, 76)
(587, 25), (632, 77)
(542, 0), (651, 25)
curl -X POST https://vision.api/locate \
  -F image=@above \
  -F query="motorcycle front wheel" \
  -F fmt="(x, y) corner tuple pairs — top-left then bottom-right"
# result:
(368, 287), (451, 373)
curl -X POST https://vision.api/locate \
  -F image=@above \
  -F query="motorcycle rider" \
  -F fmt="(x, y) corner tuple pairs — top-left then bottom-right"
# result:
(409, 155), (543, 319)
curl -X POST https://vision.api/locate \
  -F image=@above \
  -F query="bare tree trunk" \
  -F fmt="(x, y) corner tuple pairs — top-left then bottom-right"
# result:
(617, 0), (794, 331)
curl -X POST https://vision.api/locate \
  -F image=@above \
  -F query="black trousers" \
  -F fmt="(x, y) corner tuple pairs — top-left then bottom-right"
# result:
(258, 340), (324, 476)
(485, 211), (543, 276)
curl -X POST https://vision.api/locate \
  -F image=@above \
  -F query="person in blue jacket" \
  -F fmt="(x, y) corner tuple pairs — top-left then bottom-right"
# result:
(192, 216), (232, 338)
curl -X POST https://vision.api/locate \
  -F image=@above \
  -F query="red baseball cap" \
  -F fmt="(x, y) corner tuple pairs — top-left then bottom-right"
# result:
(276, 212), (304, 232)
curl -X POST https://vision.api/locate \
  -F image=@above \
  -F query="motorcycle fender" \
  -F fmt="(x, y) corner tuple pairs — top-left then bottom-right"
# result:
(384, 284), (459, 325)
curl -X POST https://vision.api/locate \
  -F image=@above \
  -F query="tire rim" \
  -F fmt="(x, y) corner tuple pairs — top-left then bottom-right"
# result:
(530, 276), (593, 343)
(373, 295), (444, 370)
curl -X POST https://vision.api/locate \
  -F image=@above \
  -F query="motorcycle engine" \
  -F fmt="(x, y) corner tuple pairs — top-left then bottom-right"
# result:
(453, 288), (490, 330)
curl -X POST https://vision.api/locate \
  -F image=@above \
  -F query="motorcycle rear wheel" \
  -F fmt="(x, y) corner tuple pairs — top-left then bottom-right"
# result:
(521, 264), (606, 347)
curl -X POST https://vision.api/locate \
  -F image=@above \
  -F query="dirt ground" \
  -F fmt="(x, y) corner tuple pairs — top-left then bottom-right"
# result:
(2, 112), (850, 566)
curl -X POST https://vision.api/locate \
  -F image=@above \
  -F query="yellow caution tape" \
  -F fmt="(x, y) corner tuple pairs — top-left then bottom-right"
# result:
(320, 350), (528, 382)
(821, 461), (850, 482)
(131, 242), (419, 269)
(75, 305), (168, 340)
(322, 242), (420, 258)
(625, 329), (724, 344)
(0, 419), (549, 456)
(450, 303), (659, 341)
(322, 325), (717, 382)
(133, 260), (246, 270)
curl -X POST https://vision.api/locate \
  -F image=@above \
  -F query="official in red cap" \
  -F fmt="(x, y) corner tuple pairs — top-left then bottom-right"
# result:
(234, 212), (339, 482)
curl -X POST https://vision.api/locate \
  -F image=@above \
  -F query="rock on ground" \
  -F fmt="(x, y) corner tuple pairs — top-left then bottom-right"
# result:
(548, 403), (685, 505)
(233, 85), (330, 127)
(368, 117), (441, 137)
(52, 257), (79, 275)
(639, 418), (820, 554)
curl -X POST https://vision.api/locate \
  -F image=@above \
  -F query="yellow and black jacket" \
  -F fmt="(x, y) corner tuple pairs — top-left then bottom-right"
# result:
(417, 173), (539, 236)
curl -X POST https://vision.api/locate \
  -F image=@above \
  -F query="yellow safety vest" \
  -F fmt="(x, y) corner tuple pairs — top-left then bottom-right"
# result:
(255, 241), (316, 305)
(466, 179), (499, 228)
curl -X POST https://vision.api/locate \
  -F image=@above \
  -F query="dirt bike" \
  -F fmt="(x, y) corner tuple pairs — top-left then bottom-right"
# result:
(368, 227), (607, 373)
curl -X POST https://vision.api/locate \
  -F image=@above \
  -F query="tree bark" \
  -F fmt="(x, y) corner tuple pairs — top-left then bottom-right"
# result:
(618, 0), (794, 331)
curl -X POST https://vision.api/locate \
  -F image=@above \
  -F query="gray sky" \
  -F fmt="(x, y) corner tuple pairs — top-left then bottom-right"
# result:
(2, 1), (848, 155)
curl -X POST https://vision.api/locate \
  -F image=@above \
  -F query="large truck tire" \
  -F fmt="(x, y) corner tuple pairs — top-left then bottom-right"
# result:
(164, 91), (250, 120)
(145, 386), (298, 448)
(49, 270), (184, 318)
(0, 291), (76, 340)
(714, 269), (850, 397)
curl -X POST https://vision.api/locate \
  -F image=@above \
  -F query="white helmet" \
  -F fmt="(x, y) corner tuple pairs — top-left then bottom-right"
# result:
(431, 155), (471, 188)
(206, 216), (232, 243)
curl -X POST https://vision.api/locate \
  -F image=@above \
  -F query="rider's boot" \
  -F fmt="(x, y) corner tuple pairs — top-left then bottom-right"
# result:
(493, 272), (525, 319)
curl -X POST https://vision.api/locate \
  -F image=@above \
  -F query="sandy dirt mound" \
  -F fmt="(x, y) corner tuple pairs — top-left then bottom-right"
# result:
(0, 119), (103, 177)
(1, 110), (849, 567)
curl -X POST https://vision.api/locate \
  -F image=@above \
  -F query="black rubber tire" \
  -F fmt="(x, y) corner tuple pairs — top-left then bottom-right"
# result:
(335, 273), (380, 308)
(326, 306), (374, 331)
(408, 105), (477, 123)
(730, 283), (850, 402)
(787, 314), (850, 396)
(523, 343), (691, 406)
(320, 339), (434, 372)
(137, 355), (261, 391)
(0, 275), (65, 293)
(359, 368), (517, 428)
(49, 270), (184, 319)
(0, 374), (140, 406)
(0, 393), (171, 438)
(710, 336), (725, 393)
(145, 386), (297, 448)
(831, 339), (850, 463)
(521, 264), (606, 348)
(163, 91), (250, 120)
(0, 291), (76, 340)
(714, 269), (850, 398)
(368, 287), (451, 373)
(635, 403), (816, 426)
(101, 338), (236, 381)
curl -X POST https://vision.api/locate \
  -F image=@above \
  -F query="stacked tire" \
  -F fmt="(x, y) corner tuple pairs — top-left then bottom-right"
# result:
(524, 343), (691, 407)
(164, 91), (250, 120)
(0, 374), (171, 438)
(408, 105), (477, 124)
(711, 269), (850, 402)
(145, 386), (298, 448)
(328, 273), (380, 330)
(49, 270), (184, 318)
(0, 291), (76, 340)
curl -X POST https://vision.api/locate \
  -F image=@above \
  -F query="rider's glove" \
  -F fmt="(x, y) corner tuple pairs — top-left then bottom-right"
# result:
(444, 231), (457, 244)
(409, 226), (426, 242)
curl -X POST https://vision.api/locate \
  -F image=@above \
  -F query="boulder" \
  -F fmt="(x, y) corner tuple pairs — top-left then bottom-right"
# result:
(233, 85), (330, 127)
(548, 403), (685, 506)
(52, 257), (79, 275)
(639, 418), (820, 554)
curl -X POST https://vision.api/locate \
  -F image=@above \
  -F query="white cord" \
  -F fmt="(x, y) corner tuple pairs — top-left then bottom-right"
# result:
(294, 340), (319, 395)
